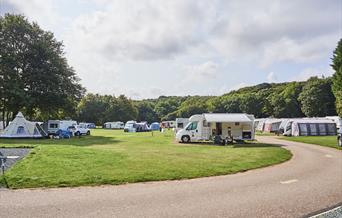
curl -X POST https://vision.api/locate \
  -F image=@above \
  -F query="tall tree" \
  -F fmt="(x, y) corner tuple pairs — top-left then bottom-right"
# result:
(331, 38), (342, 116)
(0, 14), (85, 123)
(135, 101), (158, 123)
(298, 77), (336, 117)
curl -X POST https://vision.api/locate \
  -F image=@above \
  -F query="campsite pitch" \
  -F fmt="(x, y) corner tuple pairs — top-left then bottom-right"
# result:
(0, 129), (291, 189)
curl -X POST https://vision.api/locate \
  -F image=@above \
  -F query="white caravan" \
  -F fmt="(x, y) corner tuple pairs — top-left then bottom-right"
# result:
(104, 121), (124, 129)
(176, 113), (255, 143)
(175, 118), (190, 133)
(44, 120), (77, 135)
(124, 121), (137, 132)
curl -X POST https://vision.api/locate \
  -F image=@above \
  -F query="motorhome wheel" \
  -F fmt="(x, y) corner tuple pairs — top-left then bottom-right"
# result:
(181, 135), (190, 143)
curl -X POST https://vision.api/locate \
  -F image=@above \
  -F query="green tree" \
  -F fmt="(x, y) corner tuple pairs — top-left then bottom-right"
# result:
(0, 14), (84, 123)
(298, 77), (336, 117)
(269, 82), (304, 118)
(331, 38), (342, 116)
(135, 101), (158, 123)
(77, 94), (109, 125)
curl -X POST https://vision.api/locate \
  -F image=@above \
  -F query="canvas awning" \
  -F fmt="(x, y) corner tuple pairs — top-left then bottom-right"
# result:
(203, 113), (253, 123)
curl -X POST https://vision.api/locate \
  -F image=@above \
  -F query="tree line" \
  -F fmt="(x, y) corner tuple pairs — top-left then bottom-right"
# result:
(1, 14), (341, 126)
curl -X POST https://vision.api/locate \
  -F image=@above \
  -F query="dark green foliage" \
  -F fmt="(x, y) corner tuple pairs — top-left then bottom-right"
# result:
(269, 82), (304, 118)
(331, 39), (342, 116)
(298, 77), (336, 117)
(77, 94), (138, 125)
(0, 14), (84, 123)
(135, 101), (158, 123)
(175, 96), (211, 118)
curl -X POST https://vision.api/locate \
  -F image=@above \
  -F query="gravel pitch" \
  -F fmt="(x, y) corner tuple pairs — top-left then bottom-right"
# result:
(0, 148), (31, 171)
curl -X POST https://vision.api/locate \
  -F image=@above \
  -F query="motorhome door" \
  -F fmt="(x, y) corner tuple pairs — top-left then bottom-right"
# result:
(186, 122), (200, 140)
(216, 123), (222, 135)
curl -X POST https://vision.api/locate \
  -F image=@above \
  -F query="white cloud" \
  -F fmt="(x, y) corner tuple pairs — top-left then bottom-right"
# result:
(292, 66), (334, 82)
(3, 0), (341, 98)
(6, 0), (66, 33)
(267, 72), (277, 83)
(184, 61), (219, 82)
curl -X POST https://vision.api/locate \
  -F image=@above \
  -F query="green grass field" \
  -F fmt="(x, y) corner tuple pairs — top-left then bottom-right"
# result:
(255, 131), (276, 136)
(280, 136), (342, 150)
(0, 129), (291, 189)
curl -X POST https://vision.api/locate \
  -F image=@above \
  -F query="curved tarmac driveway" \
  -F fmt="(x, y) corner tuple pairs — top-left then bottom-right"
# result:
(0, 136), (341, 218)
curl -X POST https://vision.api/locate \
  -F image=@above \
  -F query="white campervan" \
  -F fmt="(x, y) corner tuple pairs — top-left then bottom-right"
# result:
(176, 113), (255, 143)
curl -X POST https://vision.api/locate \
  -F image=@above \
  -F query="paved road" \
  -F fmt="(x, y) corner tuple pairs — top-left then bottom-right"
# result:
(0, 137), (341, 218)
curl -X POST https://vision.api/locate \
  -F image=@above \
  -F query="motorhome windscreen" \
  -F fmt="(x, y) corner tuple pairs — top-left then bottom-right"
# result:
(186, 122), (197, 130)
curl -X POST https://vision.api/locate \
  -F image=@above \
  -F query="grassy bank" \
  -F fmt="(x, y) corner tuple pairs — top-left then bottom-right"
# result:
(0, 129), (291, 189)
(280, 136), (341, 150)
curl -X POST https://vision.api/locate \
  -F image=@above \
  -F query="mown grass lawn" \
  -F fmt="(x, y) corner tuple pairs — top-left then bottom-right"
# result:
(280, 136), (342, 150)
(255, 131), (276, 136)
(0, 129), (291, 189)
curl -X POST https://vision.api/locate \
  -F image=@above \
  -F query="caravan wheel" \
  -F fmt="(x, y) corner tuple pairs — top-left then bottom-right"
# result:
(181, 135), (190, 143)
(338, 136), (342, 146)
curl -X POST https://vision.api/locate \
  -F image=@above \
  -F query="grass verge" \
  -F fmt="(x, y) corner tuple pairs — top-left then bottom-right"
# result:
(0, 129), (292, 189)
(280, 136), (342, 150)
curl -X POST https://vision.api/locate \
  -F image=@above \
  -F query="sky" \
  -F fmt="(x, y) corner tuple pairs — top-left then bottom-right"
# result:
(1, 0), (341, 99)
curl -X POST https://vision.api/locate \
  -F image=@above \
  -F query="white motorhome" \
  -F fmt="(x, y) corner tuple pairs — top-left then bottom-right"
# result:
(176, 113), (255, 143)
(175, 118), (189, 133)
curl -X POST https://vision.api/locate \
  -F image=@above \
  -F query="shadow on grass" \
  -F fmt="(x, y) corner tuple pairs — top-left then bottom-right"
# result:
(232, 143), (282, 148)
(175, 141), (283, 148)
(0, 135), (122, 147)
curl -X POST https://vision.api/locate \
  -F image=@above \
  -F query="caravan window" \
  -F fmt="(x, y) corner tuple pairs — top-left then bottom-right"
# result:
(299, 124), (308, 136)
(17, 126), (25, 135)
(318, 124), (326, 135)
(327, 124), (336, 135)
(309, 124), (317, 135)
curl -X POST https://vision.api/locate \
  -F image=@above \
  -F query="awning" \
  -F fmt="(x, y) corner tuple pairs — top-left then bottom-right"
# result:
(203, 113), (253, 123)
